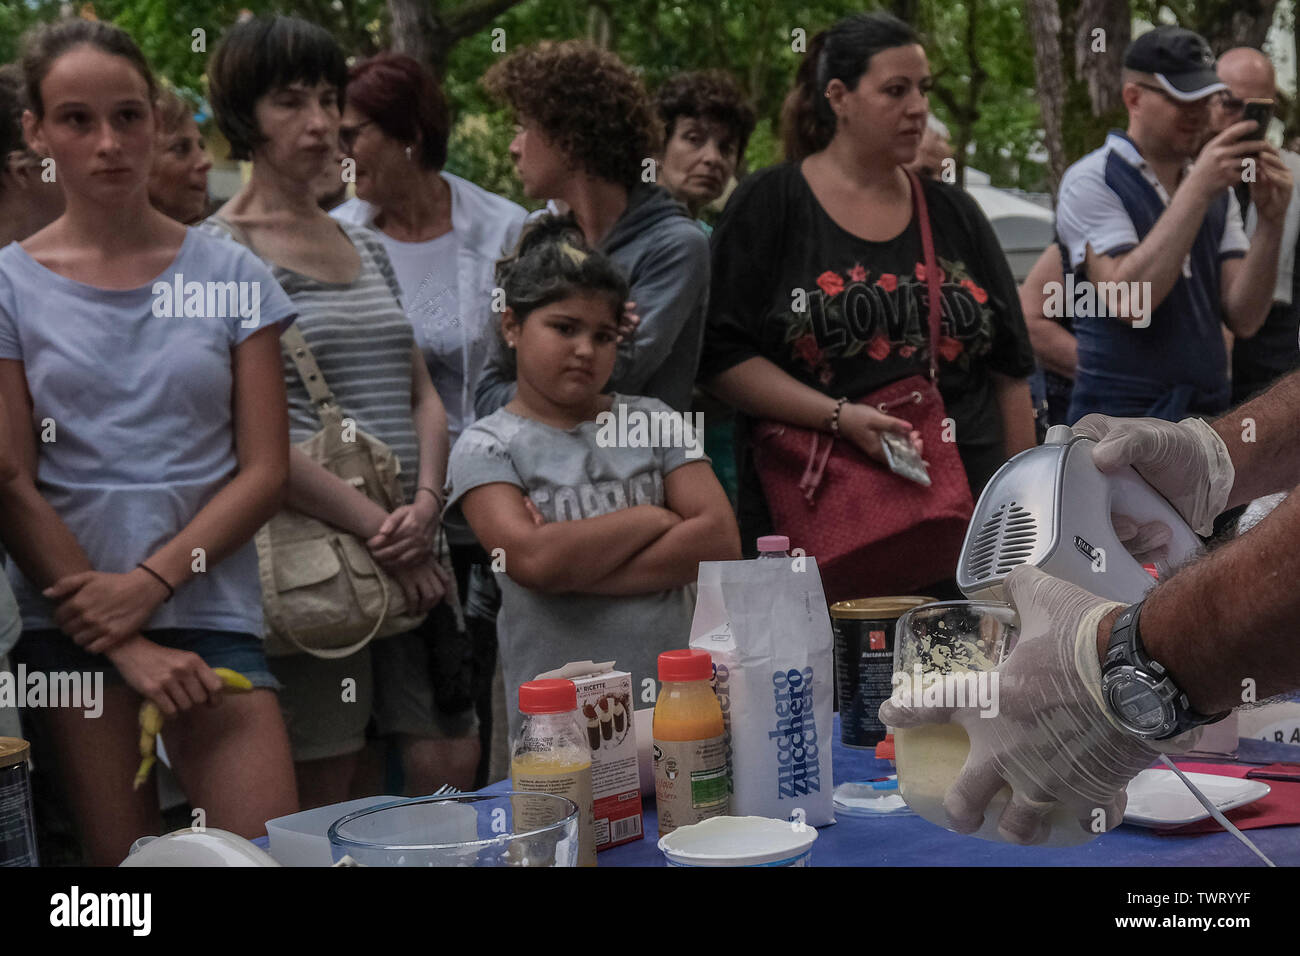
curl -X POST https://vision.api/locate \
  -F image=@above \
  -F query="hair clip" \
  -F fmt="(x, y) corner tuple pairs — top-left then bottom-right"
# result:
(559, 242), (587, 266)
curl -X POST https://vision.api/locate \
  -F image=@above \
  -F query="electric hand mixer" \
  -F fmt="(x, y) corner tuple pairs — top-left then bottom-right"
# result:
(956, 424), (1201, 602)
(938, 424), (1271, 863)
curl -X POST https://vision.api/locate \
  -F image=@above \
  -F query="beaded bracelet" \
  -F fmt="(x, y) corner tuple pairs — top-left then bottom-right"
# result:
(829, 397), (849, 436)
(136, 562), (174, 602)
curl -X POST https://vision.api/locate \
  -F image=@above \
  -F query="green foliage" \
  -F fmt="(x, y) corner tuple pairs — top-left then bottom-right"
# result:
(5, 0), (1050, 189)
(923, 0), (1043, 188)
(444, 108), (536, 208)
(0, 0), (65, 65)
(742, 116), (781, 174)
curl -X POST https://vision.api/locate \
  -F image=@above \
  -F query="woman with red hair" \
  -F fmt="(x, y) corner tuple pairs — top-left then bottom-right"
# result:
(331, 52), (526, 785)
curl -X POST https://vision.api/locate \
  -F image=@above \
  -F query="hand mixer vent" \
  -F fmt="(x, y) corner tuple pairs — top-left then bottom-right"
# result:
(964, 500), (1038, 581)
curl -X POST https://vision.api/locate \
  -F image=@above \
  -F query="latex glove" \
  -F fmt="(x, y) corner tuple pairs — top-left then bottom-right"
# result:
(880, 565), (1201, 845)
(1073, 414), (1234, 536)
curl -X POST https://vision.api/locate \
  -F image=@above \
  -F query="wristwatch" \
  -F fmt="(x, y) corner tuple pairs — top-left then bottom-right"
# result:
(1100, 598), (1229, 740)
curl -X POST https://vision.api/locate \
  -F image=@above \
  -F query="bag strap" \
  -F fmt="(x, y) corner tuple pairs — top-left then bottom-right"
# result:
(280, 323), (345, 430)
(274, 554), (393, 660)
(906, 168), (943, 382)
(211, 215), (342, 430)
(798, 431), (834, 504)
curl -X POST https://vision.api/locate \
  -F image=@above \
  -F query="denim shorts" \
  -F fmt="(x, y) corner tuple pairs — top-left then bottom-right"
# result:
(13, 628), (280, 691)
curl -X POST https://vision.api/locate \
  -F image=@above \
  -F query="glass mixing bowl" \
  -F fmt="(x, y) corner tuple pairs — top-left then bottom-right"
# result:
(327, 791), (580, 866)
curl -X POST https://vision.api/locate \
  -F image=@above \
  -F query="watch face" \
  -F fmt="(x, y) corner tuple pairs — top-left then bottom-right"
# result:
(1107, 680), (1169, 735)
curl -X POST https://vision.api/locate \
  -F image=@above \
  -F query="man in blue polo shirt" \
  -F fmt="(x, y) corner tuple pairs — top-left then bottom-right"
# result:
(1056, 26), (1293, 422)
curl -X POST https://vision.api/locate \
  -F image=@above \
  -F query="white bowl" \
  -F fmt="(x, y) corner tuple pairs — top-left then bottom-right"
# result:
(658, 815), (817, 867)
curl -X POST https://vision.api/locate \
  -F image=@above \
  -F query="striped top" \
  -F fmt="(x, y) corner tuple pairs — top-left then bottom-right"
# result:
(198, 217), (420, 499)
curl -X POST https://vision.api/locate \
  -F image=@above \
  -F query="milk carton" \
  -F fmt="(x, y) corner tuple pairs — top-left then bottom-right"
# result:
(534, 660), (644, 849)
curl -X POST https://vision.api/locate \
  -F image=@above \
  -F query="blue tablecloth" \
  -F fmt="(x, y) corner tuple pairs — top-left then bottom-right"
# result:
(485, 715), (1300, 866)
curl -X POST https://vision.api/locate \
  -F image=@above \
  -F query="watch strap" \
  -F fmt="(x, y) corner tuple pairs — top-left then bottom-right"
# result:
(1105, 598), (1228, 737)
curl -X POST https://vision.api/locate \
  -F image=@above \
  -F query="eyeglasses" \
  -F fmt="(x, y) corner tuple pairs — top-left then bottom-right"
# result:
(338, 120), (374, 152)
(1133, 82), (1209, 109)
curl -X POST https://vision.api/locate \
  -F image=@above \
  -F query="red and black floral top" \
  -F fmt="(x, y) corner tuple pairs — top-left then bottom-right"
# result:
(699, 162), (1034, 543)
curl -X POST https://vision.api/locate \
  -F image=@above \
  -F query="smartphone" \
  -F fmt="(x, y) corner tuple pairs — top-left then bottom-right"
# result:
(881, 431), (931, 487)
(1243, 98), (1273, 139)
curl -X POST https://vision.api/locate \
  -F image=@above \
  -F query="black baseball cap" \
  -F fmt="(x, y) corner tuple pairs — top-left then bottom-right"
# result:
(1124, 26), (1225, 101)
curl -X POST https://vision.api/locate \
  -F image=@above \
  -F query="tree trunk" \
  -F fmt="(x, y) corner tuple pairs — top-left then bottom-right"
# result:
(587, 2), (612, 49)
(929, 1), (985, 184)
(1026, 0), (1068, 194)
(1073, 0), (1130, 117)
(387, 0), (438, 68)
(387, 0), (528, 77)
(1292, 4), (1300, 143)
(890, 0), (921, 23)
(956, 0), (986, 185)
(1190, 0), (1280, 55)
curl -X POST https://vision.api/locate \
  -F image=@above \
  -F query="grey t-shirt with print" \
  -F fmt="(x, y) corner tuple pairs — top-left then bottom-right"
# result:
(445, 393), (707, 741)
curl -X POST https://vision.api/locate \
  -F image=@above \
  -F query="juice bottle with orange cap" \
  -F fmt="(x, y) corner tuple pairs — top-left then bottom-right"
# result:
(511, 679), (597, 866)
(654, 649), (730, 836)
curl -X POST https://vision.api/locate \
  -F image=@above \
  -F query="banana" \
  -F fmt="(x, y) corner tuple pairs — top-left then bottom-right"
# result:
(213, 667), (254, 692)
(132, 668), (255, 790)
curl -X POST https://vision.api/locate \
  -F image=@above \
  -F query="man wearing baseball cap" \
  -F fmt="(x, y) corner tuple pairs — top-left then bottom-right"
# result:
(1054, 25), (1293, 423)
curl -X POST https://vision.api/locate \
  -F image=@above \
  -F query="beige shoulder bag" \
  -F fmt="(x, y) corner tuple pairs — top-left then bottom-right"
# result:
(258, 324), (431, 658)
(210, 214), (435, 658)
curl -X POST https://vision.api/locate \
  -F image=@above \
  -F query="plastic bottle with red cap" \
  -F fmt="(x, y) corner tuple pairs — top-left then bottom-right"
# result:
(653, 649), (730, 836)
(756, 535), (790, 558)
(511, 679), (597, 865)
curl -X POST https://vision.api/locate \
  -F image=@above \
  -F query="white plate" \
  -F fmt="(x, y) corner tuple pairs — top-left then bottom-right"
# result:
(1123, 769), (1271, 828)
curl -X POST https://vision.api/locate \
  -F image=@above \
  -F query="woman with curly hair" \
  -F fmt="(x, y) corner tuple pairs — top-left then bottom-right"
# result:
(655, 69), (756, 230)
(700, 12), (1036, 565)
(475, 40), (710, 417)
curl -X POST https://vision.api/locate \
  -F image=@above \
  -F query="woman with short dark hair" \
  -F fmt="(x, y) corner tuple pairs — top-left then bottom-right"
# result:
(655, 69), (756, 225)
(202, 16), (470, 805)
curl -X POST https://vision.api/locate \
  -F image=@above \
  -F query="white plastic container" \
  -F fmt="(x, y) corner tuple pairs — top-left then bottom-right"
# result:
(120, 828), (280, 867)
(657, 815), (817, 867)
(266, 795), (401, 867)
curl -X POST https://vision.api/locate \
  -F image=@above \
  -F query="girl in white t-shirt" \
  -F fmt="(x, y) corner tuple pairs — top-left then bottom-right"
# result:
(0, 19), (297, 865)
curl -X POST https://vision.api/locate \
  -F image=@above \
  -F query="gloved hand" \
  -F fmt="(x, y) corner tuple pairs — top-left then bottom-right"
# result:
(880, 565), (1201, 845)
(1073, 414), (1235, 537)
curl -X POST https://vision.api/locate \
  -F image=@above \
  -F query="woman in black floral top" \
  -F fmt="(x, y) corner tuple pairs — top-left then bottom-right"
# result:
(699, 12), (1035, 552)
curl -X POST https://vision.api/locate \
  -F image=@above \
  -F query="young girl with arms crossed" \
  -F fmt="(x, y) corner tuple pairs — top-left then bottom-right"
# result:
(446, 217), (740, 741)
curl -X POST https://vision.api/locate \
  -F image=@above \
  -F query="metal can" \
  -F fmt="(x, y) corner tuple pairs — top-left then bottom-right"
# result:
(831, 597), (935, 749)
(0, 737), (37, 866)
